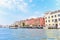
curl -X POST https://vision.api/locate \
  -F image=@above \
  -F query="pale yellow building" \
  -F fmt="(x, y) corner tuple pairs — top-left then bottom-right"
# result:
(44, 10), (60, 28)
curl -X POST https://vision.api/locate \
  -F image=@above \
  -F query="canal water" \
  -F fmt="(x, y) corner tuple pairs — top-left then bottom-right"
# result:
(0, 28), (60, 40)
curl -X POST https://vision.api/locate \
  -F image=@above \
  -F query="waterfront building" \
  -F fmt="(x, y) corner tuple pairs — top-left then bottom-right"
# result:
(39, 17), (45, 27)
(25, 18), (35, 27)
(44, 10), (60, 28)
(10, 21), (20, 27)
(25, 17), (45, 27)
(33, 17), (45, 27)
(10, 17), (45, 28)
(18, 20), (27, 27)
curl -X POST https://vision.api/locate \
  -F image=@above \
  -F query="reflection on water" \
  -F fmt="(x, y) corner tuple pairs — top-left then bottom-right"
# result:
(0, 28), (60, 40)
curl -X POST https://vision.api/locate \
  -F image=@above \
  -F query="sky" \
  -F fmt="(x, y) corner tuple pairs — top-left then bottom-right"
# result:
(0, 0), (60, 25)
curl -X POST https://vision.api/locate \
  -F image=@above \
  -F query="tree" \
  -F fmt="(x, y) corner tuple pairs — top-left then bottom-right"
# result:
(22, 23), (25, 26)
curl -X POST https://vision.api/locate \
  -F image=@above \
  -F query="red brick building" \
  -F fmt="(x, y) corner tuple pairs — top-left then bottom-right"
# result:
(25, 18), (35, 26)
(25, 17), (45, 27)
(39, 17), (45, 27)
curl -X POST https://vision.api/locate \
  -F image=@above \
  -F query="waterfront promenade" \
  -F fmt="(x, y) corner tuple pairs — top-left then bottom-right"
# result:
(0, 28), (60, 40)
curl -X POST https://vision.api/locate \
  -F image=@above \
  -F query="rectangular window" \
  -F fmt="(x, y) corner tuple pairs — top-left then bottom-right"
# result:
(43, 18), (44, 20)
(52, 19), (54, 22)
(58, 14), (60, 16)
(59, 23), (60, 25)
(58, 18), (60, 21)
(55, 15), (56, 17)
(46, 20), (47, 22)
(45, 17), (47, 19)
(48, 20), (50, 22)
(53, 24), (54, 25)
(55, 19), (57, 22)
(48, 16), (50, 18)
(49, 24), (50, 25)
(51, 16), (53, 18)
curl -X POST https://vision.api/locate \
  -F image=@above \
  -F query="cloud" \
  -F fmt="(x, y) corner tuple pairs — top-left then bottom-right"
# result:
(0, 0), (29, 13)
(0, 0), (36, 25)
(0, 0), (14, 9)
(0, 10), (20, 25)
(44, 6), (47, 9)
(56, 3), (60, 6)
(33, 11), (44, 17)
(34, 11), (40, 15)
(29, 0), (32, 3)
(16, 1), (29, 13)
(28, 16), (37, 19)
(12, 0), (29, 13)
(0, 10), (9, 16)
(19, 0), (23, 2)
(41, 0), (44, 2)
(31, 4), (35, 7)
(27, 11), (41, 19)
(56, 0), (60, 6)
(0, 10), (9, 25)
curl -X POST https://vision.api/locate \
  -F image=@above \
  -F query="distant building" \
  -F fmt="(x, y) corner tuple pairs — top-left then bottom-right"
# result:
(19, 20), (25, 27)
(0, 25), (2, 28)
(25, 17), (45, 27)
(25, 18), (35, 27)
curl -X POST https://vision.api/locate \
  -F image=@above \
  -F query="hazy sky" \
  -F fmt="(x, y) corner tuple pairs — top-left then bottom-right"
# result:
(0, 0), (60, 25)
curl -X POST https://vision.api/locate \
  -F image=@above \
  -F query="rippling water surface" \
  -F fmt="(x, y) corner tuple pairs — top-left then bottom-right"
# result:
(0, 28), (60, 40)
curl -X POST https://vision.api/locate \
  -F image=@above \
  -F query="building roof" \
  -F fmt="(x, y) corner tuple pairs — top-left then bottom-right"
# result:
(44, 10), (60, 16)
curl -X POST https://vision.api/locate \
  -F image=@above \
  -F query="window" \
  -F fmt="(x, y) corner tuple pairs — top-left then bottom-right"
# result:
(52, 19), (54, 22)
(46, 20), (47, 22)
(53, 24), (54, 25)
(55, 15), (56, 17)
(59, 23), (60, 25)
(48, 16), (50, 18)
(55, 19), (57, 22)
(43, 18), (44, 20)
(51, 16), (53, 18)
(58, 18), (60, 21)
(58, 14), (60, 16)
(45, 17), (47, 19)
(48, 20), (50, 22)
(49, 24), (50, 25)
